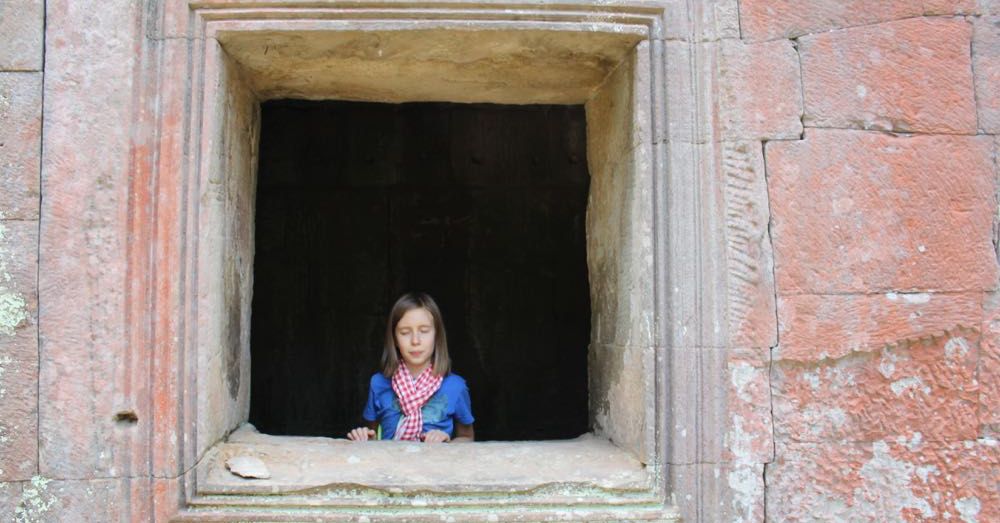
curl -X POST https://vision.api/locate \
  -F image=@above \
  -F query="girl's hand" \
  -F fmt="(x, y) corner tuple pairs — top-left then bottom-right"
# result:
(422, 430), (451, 443)
(347, 427), (377, 441)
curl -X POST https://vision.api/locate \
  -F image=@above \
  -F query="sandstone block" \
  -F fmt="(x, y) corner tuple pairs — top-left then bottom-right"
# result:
(800, 17), (976, 134)
(982, 293), (1000, 426)
(0, 1), (44, 70)
(0, 481), (22, 521)
(777, 293), (982, 362)
(0, 73), (42, 220)
(767, 130), (997, 294)
(669, 348), (772, 465)
(767, 441), (1000, 522)
(724, 349), (773, 464)
(0, 324), (37, 482)
(719, 39), (802, 141)
(38, 0), (143, 479)
(739, 0), (922, 41)
(772, 330), (980, 443)
(0, 221), (38, 482)
(27, 478), (151, 521)
(671, 462), (764, 523)
(720, 141), (777, 348)
(974, 17), (1000, 134)
(923, 0), (980, 14)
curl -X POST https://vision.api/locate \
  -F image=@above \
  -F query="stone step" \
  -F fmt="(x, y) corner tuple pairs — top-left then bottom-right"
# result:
(172, 500), (678, 522)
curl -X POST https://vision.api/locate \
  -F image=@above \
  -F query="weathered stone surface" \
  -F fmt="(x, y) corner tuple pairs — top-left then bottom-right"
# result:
(203, 429), (648, 493)
(739, 0), (922, 41)
(25, 477), (152, 521)
(982, 293), (1000, 427)
(153, 477), (186, 523)
(663, 40), (711, 144)
(974, 16), (1000, 134)
(195, 41), (258, 471)
(664, 0), (740, 42)
(218, 27), (642, 104)
(724, 349), (773, 465)
(671, 462), (764, 523)
(0, 221), (38, 482)
(720, 141), (777, 348)
(923, 0), (980, 14)
(767, 130), (997, 294)
(773, 330), (980, 443)
(0, 0), (44, 70)
(800, 17), (977, 134)
(670, 348), (770, 465)
(225, 455), (270, 479)
(0, 73), (42, 220)
(38, 0), (143, 478)
(777, 293), (983, 362)
(767, 440), (1000, 522)
(0, 481), (22, 521)
(719, 39), (802, 140)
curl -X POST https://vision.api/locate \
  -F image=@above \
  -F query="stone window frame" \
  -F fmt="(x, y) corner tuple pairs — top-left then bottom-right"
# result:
(140, 1), (746, 520)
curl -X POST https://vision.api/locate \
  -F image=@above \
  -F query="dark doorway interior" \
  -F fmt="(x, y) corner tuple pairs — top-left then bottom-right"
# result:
(249, 100), (591, 441)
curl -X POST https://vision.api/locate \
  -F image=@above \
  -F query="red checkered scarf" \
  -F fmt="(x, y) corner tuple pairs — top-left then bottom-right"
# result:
(391, 365), (443, 441)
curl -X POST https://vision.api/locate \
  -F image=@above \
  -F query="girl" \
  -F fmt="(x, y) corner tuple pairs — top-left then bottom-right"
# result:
(347, 292), (475, 443)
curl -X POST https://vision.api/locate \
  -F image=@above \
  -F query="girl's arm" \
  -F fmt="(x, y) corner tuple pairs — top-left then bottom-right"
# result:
(451, 422), (474, 443)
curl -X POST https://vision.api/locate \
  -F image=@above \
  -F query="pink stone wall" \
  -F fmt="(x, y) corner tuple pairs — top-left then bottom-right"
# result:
(1, 0), (999, 521)
(733, 0), (1000, 521)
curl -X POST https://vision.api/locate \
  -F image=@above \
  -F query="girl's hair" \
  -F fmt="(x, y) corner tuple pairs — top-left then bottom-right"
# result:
(381, 292), (451, 378)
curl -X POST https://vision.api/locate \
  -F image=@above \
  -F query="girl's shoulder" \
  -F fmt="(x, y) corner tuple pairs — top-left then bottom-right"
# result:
(441, 372), (468, 388)
(369, 372), (392, 389)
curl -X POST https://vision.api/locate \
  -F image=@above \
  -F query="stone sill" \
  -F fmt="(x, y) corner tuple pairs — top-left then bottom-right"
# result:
(198, 424), (650, 495)
(182, 424), (678, 521)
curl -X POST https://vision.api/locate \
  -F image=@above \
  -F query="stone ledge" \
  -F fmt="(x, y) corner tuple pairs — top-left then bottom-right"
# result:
(198, 425), (650, 495)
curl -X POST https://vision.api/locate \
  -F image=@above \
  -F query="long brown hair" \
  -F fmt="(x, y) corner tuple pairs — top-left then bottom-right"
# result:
(381, 292), (451, 377)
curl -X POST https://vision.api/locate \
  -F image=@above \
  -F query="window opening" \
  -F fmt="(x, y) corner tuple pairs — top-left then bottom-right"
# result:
(249, 100), (592, 441)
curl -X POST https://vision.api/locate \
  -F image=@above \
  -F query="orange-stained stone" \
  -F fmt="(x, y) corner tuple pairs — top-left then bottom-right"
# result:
(777, 293), (982, 362)
(719, 40), (803, 140)
(923, 0), (980, 14)
(974, 16), (1000, 134)
(767, 130), (997, 294)
(725, 350), (774, 464)
(37, 0), (144, 479)
(739, 0), (922, 41)
(772, 330), (980, 443)
(767, 440), (1000, 522)
(982, 293), (1000, 427)
(0, 73), (42, 220)
(720, 141), (778, 348)
(800, 17), (977, 134)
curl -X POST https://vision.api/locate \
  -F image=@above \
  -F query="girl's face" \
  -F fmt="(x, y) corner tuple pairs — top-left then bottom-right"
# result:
(395, 307), (436, 373)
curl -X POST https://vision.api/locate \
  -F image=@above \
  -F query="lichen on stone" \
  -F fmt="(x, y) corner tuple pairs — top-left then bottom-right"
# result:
(0, 292), (28, 336)
(14, 476), (55, 523)
(956, 496), (981, 523)
(0, 354), (11, 398)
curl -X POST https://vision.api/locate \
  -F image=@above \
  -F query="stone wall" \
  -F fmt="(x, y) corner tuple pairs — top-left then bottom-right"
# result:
(717, 0), (1000, 521)
(0, 0), (998, 521)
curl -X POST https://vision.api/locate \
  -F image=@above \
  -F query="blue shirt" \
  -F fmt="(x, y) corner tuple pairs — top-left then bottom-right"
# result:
(362, 372), (474, 440)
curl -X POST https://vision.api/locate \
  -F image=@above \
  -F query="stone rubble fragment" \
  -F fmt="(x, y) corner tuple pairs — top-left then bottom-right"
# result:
(225, 456), (270, 479)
